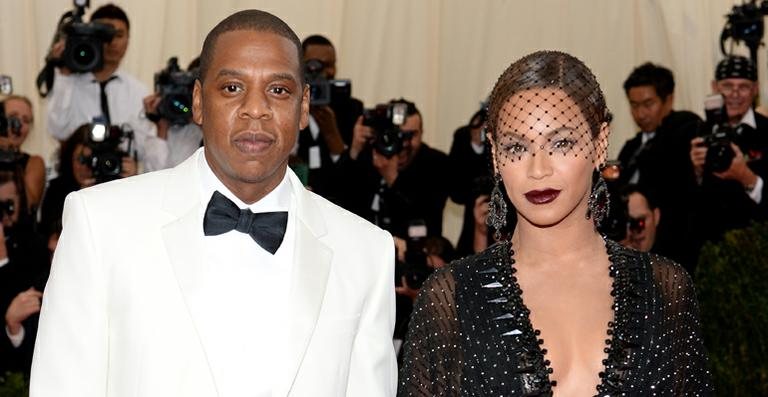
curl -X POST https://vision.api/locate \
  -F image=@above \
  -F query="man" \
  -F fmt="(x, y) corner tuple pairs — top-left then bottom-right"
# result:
(620, 185), (661, 253)
(296, 35), (363, 202)
(142, 57), (204, 171)
(689, 55), (768, 248)
(46, 4), (156, 170)
(618, 63), (700, 269)
(343, 99), (450, 239)
(31, 10), (397, 397)
(0, 171), (49, 377)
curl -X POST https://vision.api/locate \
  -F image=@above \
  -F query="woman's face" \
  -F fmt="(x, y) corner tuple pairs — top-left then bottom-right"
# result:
(492, 88), (604, 228)
(72, 144), (94, 188)
(3, 98), (33, 147)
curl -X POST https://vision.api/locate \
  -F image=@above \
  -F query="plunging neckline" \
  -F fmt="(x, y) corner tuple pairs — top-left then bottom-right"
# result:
(506, 239), (616, 395)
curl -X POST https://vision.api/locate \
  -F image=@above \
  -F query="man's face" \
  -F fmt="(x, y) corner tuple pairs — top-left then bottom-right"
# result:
(303, 44), (336, 79)
(626, 191), (660, 252)
(714, 77), (757, 122)
(0, 181), (19, 228)
(3, 98), (33, 147)
(193, 30), (309, 201)
(627, 85), (673, 133)
(398, 113), (423, 170)
(95, 18), (129, 66)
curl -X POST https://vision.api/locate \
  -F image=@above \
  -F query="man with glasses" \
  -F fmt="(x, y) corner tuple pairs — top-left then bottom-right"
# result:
(688, 56), (768, 256)
(620, 185), (661, 253)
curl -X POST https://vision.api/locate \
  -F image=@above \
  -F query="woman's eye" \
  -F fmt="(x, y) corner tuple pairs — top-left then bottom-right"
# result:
(552, 138), (576, 151)
(505, 143), (526, 154)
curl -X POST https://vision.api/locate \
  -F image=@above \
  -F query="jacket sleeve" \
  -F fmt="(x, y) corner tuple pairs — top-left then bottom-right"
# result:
(345, 229), (398, 396)
(30, 191), (109, 397)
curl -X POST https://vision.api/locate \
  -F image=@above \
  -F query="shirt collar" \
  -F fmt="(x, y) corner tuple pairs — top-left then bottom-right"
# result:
(739, 108), (757, 129)
(198, 151), (291, 213)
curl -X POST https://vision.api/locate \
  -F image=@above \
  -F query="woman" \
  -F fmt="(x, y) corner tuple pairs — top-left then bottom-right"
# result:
(398, 51), (712, 396)
(1, 95), (46, 210)
(39, 123), (137, 242)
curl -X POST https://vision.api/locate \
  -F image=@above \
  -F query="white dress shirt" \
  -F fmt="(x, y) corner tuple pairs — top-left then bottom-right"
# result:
(197, 153), (296, 397)
(143, 123), (203, 171)
(45, 68), (158, 169)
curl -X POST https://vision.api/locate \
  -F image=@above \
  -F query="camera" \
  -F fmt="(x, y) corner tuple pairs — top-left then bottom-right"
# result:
(61, 0), (116, 73)
(0, 90), (24, 165)
(303, 59), (351, 106)
(80, 119), (133, 183)
(720, 0), (768, 60)
(0, 75), (11, 96)
(154, 57), (195, 126)
(702, 94), (741, 173)
(362, 102), (412, 158)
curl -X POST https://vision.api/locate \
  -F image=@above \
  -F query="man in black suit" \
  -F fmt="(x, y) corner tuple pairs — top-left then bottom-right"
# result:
(341, 99), (450, 240)
(689, 56), (768, 250)
(618, 63), (700, 269)
(296, 35), (364, 203)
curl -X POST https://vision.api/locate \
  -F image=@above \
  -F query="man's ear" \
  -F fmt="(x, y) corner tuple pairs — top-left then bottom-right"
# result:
(299, 84), (310, 130)
(653, 207), (661, 226)
(192, 79), (203, 126)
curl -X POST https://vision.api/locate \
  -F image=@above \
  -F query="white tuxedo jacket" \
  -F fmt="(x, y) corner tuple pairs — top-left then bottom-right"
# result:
(30, 151), (397, 396)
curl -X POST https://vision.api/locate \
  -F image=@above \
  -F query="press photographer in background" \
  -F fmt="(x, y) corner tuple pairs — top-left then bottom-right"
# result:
(0, 170), (49, 378)
(342, 99), (450, 239)
(618, 63), (701, 270)
(142, 57), (203, 171)
(0, 82), (46, 212)
(689, 56), (768, 249)
(296, 35), (363, 201)
(447, 105), (495, 256)
(39, 123), (137, 245)
(40, 2), (157, 170)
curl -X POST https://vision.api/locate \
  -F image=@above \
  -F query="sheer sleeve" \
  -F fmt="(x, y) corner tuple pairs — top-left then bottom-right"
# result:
(398, 267), (463, 396)
(649, 254), (714, 395)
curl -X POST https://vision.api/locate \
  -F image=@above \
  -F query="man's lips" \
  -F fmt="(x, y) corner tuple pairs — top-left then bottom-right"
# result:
(524, 189), (561, 204)
(232, 132), (275, 154)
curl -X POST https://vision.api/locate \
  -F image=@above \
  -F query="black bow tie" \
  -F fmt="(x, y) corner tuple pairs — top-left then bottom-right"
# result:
(203, 191), (288, 254)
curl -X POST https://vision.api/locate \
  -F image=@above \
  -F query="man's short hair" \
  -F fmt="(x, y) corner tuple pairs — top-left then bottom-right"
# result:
(301, 34), (334, 54)
(198, 10), (303, 83)
(623, 62), (675, 100)
(622, 184), (659, 210)
(90, 3), (130, 31)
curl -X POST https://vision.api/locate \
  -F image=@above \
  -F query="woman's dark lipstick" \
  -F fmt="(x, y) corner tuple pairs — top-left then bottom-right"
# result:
(524, 189), (561, 204)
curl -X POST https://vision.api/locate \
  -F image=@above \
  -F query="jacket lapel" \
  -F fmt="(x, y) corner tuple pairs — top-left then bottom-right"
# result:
(160, 151), (220, 394)
(273, 171), (333, 396)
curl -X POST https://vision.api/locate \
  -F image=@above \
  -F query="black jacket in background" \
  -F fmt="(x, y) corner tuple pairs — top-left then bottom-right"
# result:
(339, 143), (450, 239)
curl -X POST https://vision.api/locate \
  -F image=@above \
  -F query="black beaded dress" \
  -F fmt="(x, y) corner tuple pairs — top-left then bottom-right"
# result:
(398, 239), (713, 396)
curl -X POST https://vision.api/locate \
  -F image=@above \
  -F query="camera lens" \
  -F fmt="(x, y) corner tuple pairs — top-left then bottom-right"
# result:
(71, 41), (98, 71)
(168, 95), (191, 116)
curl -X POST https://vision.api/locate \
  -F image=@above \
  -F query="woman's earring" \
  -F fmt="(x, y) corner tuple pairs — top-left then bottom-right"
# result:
(586, 169), (610, 226)
(487, 174), (507, 241)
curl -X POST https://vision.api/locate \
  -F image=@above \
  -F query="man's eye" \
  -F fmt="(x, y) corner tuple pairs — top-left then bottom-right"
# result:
(223, 84), (242, 93)
(269, 86), (290, 95)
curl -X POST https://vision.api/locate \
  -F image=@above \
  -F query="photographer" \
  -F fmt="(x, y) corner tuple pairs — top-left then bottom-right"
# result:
(0, 171), (49, 377)
(297, 35), (363, 202)
(619, 184), (662, 253)
(45, 4), (156, 170)
(618, 63), (701, 268)
(343, 99), (450, 239)
(39, 123), (137, 240)
(689, 56), (768, 246)
(142, 57), (203, 172)
(447, 107), (494, 256)
(0, 95), (46, 211)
